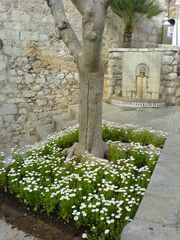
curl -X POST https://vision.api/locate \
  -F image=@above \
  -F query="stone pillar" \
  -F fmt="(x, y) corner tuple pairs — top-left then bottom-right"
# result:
(161, 48), (179, 105)
(107, 50), (122, 100)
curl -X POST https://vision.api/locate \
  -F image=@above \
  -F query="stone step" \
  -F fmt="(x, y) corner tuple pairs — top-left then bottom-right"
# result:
(53, 112), (77, 132)
(68, 102), (120, 121)
(36, 123), (55, 141)
(35, 102), (119, 141)
(69, 104), (79, 121)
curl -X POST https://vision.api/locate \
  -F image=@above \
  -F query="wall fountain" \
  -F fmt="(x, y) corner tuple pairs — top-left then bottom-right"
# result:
(106, 47), (179, 107)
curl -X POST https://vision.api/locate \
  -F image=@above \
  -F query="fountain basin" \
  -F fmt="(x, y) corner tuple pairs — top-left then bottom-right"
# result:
(111, 96), (166, 108)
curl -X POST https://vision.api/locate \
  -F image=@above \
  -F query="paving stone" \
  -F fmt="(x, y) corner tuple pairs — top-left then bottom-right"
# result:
(0, 219), (38, 240)
(0, 104), (17, 115)
(134, 193), (179, 226)
(121, 220), (180, 240)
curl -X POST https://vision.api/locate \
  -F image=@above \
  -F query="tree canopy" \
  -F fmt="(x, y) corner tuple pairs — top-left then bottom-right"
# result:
(111, 0), (163, 47)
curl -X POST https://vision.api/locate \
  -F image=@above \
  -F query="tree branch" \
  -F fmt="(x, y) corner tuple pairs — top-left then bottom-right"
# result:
(71, 0), (87, 15)
(105, 0), (113, 9)
(46, 0), (82, 63)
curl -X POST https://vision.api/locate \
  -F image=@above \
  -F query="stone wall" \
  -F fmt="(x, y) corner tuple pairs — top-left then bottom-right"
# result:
(0, 0), (79, 151)
(107, 47), (180, 105)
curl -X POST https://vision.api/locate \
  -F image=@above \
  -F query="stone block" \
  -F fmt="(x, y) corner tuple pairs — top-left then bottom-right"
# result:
(0, 95), (5, 102)
(9, 98), (25, 104)
(3, 46), (22, 56)
(163, 66), (173, 74)
(0, 30), (5, 39)
(15, 77), (22, 84)
(66, 73), (73, 80)
(74, 73), (79, 81)
(166, 86), (175, 95)
(0, 104), (17, 115)
(8, 70), (16, 76)
(162, 56), (174, 65)
(175, 97), (180, 105)
(20, 31), (39, 41)
(147, 162), (180, 189)
(4, 115), (14, 123)
(168, 73), (177, 81)
(18, 108), (27, 115)
(172, 60), (178, 65)
(173, 65), (177, 73)
(24, 122), (35, 132)
(32, 85), (41, 91)
(121, 220), (180, 240)
(6, 30), (20, 40)
(134, 193), (179, 226)
(168, 96), (176, 104)
(176, 87), (180, 97)
(39, 34), (49, 41)
(11, 10), (31, 22)
(17, 115), (26, 123)
(25, 74), (35, 84)
(36, 99), (47, 106)
(22, 90), (36, 98)
(17, 70), (23, 76)
(0, 55), (6, 71)
(146, 183), (180, 201)
(36, 75), (46, 85)
(110, 52), (122, 59)
(36, 91), (44, 100)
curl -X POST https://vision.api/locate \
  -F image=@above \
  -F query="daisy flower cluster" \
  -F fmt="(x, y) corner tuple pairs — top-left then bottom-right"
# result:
(0, 123), (166, 240)
(0, 152), (6, 189)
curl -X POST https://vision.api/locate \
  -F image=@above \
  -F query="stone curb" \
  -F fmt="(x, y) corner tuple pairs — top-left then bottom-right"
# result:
(121, 132), (180, 240)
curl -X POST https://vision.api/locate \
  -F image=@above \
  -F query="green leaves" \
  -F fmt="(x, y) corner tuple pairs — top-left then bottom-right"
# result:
(111, 0), (162, 20)
(111, 0), (163, 47)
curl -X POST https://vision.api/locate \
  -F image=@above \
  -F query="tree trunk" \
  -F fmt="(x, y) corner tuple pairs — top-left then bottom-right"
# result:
(78, 63), (105, 158)
(46, 0), (113, 159)
(123, 23), (133, 48)
(77, 2), (107, 158)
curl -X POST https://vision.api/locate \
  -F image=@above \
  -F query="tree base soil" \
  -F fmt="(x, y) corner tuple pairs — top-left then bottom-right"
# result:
(0, 190), (83, 240)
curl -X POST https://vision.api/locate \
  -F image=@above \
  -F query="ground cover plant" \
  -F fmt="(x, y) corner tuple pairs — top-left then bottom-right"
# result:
(0, 123), (167, 240)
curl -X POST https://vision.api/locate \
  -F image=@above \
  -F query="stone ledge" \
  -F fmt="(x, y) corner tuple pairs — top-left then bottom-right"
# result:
(121, 220), (180, 240)
(109, 48), (179, 53)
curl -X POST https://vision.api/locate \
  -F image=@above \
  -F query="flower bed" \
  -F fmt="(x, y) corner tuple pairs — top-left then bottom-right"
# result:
(0, 123), (167, 240)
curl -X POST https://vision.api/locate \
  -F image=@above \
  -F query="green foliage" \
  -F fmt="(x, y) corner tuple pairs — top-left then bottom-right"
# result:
(108, 145), (127, 162)
(102, 126), (133, 142)
(111, 0), (162, 23)
(55, 130), (79, 149)
(102, 125), (166, 148)
(131, 130), (166, 148)
(111, 0), (162, 46)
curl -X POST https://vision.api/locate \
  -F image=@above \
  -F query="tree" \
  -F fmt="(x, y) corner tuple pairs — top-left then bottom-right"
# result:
(45, 0), (113, 158)
(111, 0), (162, 47)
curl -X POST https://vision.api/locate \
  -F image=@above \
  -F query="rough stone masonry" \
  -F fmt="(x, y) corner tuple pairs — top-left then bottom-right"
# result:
(0, 0), (80, 151)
